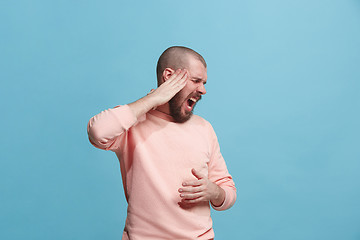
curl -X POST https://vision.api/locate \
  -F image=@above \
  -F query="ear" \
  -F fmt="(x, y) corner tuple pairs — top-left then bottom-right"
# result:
(162, 68), (175, 82)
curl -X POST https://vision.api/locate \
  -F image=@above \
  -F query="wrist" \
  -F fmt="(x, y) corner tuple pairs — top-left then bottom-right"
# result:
(143, 93), (159, 110)
(128, 94), (158, 118)
(210, 185), (225, 207)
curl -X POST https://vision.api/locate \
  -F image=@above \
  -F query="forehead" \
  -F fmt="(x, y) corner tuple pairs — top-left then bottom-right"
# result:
(187, 57), (207, 80)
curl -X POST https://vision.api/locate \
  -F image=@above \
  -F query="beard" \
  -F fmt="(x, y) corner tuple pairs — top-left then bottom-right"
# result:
(168, 91), (201, 123)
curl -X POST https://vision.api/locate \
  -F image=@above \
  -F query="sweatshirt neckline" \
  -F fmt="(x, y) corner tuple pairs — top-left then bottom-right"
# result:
(148, 109), (175, 122)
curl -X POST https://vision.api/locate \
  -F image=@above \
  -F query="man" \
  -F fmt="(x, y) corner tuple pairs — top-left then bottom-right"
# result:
(87, 46), (236, 239)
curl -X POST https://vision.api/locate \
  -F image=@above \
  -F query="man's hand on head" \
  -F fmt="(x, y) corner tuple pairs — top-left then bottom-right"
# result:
(128, 69), (188, 118)
(148, 69), (188, 106)
(178, 168), (225, 207)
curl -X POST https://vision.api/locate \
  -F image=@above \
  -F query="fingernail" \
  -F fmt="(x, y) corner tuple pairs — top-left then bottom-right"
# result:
(178, 188), (182, 192)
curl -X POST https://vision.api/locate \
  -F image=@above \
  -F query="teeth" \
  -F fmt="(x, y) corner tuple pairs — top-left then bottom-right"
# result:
(190, 97), (197, 102)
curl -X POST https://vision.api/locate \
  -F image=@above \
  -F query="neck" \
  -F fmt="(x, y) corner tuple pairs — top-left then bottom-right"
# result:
(155, 103), (171, 115)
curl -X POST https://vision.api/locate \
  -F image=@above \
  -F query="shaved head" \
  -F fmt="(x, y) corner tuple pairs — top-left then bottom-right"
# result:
(156, 46), (207, 86)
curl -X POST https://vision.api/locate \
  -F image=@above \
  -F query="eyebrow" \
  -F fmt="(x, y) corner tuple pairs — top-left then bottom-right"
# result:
(192, 77), (207, 84)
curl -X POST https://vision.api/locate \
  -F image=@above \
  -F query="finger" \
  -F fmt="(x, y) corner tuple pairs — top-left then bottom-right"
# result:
(168, 69), (186, 83)
(163, 69), (181, 85)
(178, 185), (204, 193)
(180, 192), (203, 200)
(173, 76), (188, 91)
(182, 196), (206, 204)
(182, 180), (202, 187)
(180, 70), (189, 82)
(173, 71), (188, 87)
(191, 168), (205, 180)
(177, 70), (189, 85)
(173, 74), (188, 91)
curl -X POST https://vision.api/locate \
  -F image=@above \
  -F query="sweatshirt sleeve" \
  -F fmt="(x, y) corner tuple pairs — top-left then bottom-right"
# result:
(87, 105), (138, 151)
(206, 123), (237, 211)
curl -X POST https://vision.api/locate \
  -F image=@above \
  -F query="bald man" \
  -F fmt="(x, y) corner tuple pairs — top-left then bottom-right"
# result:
(87, 46), (236, 239)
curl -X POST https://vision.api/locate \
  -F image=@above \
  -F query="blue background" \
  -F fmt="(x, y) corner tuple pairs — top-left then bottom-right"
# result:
(1, 0), (360, 239)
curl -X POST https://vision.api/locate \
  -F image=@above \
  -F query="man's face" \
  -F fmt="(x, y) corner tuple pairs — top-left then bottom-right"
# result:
(169, 57), (207, 123)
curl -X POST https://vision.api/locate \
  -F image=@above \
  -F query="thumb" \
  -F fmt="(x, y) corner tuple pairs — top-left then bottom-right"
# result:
(191, 168), (204, 180)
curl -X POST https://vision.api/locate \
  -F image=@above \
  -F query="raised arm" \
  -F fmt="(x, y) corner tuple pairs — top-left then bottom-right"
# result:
(87, 69), (189, 150)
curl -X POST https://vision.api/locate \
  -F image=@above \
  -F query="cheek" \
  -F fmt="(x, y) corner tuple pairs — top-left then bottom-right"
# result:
(173, 89), (188, 104)
(177, 82), (196, 102)
(179, 85), (192, 96)
(183, 82), (197, 93)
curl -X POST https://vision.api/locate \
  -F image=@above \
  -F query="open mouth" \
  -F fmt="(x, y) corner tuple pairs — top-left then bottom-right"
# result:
(186, 97), (197, 111)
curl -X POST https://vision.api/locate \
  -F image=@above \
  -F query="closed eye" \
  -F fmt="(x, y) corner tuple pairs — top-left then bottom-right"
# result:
(192, 78), (206, 84)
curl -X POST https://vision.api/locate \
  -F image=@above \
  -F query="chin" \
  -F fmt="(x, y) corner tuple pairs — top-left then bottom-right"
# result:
(169, 93), (196, 123)
(173, 111), (193, 123)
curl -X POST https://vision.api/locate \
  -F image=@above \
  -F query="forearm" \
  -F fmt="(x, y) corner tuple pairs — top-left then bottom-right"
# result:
(128, 93), (158, 119)
(211, 184), (236, 211)
(88, 92), (158, 148)
(208, 128), (237, 210)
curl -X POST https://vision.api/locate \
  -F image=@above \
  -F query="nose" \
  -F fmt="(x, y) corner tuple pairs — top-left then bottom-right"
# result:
(197, 83), (207, 95)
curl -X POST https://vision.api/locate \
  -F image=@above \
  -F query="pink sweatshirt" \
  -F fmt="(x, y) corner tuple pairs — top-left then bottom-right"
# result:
(87, 105), (236, 239)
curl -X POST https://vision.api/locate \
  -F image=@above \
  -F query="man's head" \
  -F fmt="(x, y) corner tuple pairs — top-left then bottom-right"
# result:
(156, 46), (207, 123)
(156, 46), (207, 86)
